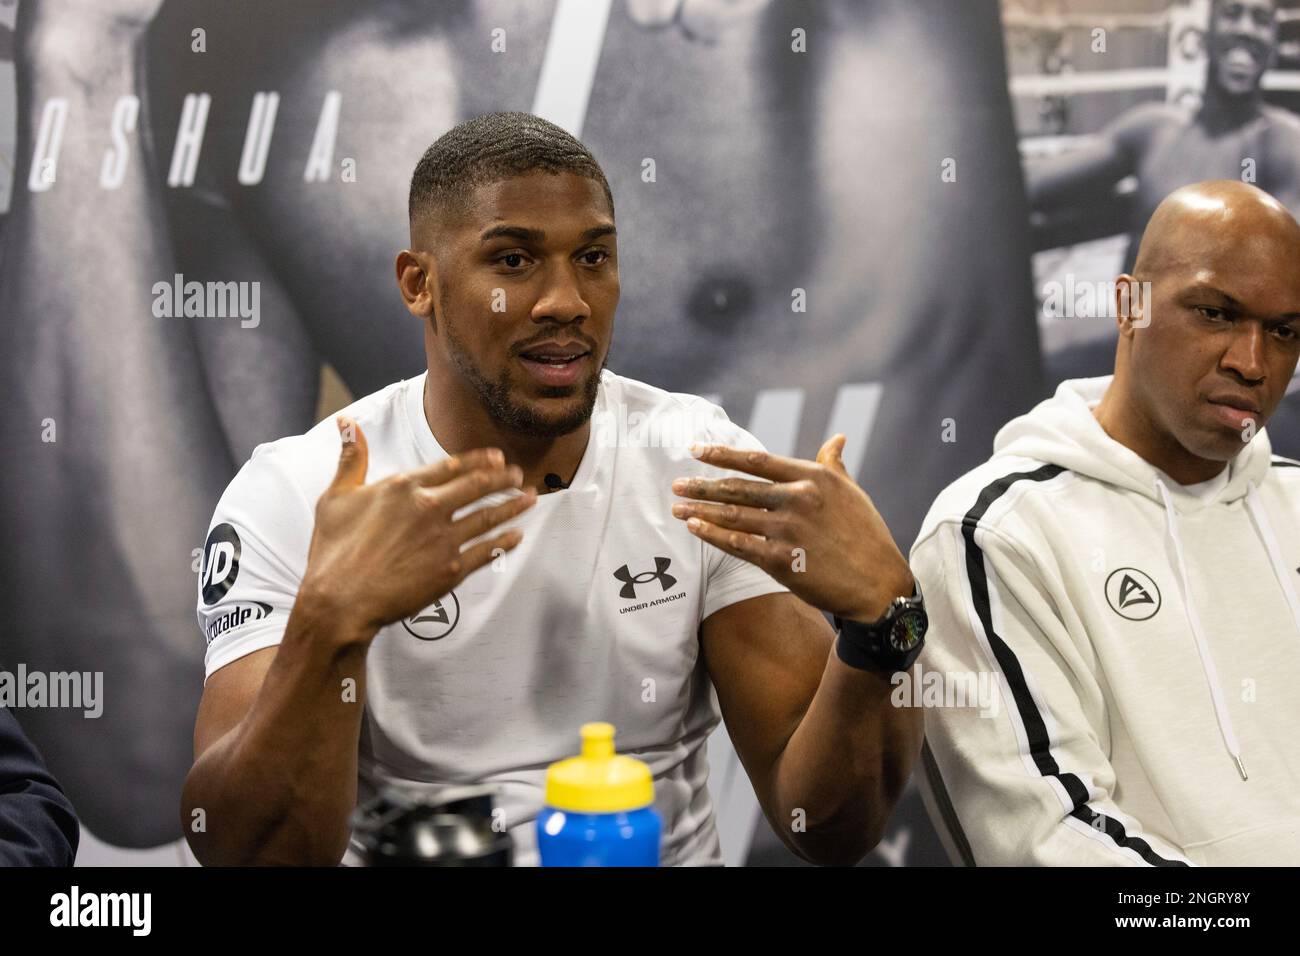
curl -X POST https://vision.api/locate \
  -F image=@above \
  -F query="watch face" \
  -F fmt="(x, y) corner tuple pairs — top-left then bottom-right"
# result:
(888, 609), (927, 653)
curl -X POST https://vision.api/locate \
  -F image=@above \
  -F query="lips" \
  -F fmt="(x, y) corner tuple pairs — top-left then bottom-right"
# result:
(517, 341), (593, 387)
(1220, 41), (1264, 80)
(1208, 393), (1262, 415)
(1208, 393), (1263, 431)
(1224, 45), (1260, 68)
(518, 342), (591, 362)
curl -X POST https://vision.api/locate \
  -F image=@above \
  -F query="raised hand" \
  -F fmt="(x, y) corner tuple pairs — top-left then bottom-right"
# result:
(301, 417), (537, 636)
(670, 435), (914, 623)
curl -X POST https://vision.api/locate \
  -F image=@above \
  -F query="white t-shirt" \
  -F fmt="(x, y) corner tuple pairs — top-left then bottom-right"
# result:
(196, 369), (790, 866)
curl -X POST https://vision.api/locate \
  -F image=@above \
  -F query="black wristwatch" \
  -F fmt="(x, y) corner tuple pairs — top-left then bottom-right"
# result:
(833, 582), (928, 675)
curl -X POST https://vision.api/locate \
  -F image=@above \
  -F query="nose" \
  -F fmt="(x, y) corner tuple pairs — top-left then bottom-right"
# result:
(1221, 320), (1267, 383)
(531, 260), (590, 326)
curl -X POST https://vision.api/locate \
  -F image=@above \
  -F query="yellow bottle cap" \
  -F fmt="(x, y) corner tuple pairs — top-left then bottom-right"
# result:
(543, 723), (655, 814)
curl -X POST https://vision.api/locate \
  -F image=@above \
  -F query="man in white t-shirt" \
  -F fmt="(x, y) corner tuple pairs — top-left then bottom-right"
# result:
(181, 112), (924, 866)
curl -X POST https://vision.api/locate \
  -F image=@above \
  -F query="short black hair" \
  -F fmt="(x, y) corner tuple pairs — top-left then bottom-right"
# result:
(408, 111), (614, 242)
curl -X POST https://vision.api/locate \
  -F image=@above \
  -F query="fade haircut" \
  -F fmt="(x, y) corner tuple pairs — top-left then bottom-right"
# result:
(408, 111), (614, 247)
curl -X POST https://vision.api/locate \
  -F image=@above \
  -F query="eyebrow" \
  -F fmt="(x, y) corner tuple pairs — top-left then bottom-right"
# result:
(1176, 283), (1241, 307)
(1177, 283), (1300, 323)
(479, 224), (617, 245)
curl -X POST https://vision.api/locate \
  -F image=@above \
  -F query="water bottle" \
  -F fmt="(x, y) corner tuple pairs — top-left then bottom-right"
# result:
(536, 722), (661, 866)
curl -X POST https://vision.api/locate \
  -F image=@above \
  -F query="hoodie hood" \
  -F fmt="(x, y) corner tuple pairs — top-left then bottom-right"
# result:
(994, 376), (1273, 511)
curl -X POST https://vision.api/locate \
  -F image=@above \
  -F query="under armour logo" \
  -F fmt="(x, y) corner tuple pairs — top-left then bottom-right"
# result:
(614, 557), (677, 599)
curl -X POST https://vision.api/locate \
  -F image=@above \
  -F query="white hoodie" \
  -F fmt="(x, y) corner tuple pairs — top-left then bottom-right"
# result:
(912, 376), (1300, 866)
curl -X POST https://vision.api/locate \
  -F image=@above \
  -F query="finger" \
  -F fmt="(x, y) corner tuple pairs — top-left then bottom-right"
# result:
(455, 528), (525, 578)
(330, 417), (370, 489)
(452, 487), (537, 545)
(670, 499), (777, 536)
(672, 474), (788, 508)
(688, 443), (815, 482)
(816, 434), (849, 477)
(431, 463), (525, 512)
(682, 516), (780, 570)
(406, 447), (506, 488)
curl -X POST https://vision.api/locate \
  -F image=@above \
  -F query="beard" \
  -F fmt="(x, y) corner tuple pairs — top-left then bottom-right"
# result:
(442, 319), (603, 439)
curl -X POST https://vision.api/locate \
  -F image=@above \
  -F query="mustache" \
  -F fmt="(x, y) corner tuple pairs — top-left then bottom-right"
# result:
(513, 333), (599, 355)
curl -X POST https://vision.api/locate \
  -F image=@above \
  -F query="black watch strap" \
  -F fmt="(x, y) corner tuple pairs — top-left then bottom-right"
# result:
(833, 583), (927, 675)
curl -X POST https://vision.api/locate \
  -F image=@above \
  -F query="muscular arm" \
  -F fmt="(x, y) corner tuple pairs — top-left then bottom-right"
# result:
(701, 593), (923, 866)
(181, 596), (375, 867)
(1025, 132), (1131, 211)
(674, 439), (925, 865)
(1260, 107), (1300, 215)
(1025, 103), (1165, 210)
(183, 429), (532, 866)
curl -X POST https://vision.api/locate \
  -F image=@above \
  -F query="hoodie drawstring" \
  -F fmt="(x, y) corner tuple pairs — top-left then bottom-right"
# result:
(1156, 479), (1249, 782)
(1245, 482), (1300, 638)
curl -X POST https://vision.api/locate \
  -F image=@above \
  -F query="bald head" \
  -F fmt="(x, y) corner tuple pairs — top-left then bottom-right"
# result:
(1133, 180), (1300, 280)
(1101, 179), (1300, 483)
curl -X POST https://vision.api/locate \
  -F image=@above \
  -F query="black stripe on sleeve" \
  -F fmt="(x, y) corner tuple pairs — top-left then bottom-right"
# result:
(958, 463), (1188, 867)
(1271, 457), (1300, 469)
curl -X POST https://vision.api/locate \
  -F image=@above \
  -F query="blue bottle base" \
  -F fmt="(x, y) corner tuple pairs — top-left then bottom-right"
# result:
(536, 806), (661, 867)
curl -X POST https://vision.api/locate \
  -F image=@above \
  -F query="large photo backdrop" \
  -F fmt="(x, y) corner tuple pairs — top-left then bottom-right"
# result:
(2, 0), (1293, 866)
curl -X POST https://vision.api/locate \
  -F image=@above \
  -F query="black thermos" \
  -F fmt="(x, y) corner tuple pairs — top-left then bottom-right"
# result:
(351, 785), (513, 866)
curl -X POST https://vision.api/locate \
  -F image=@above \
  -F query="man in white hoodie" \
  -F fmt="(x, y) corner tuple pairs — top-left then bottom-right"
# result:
(914, 180), (1300, 865)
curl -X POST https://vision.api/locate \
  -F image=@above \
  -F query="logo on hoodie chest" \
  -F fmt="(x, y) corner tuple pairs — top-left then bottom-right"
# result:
(1105, 567), (1162, 621)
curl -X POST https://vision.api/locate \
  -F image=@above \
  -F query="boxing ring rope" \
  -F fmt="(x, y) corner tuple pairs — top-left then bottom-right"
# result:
(1011, 69), (1300, 97)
